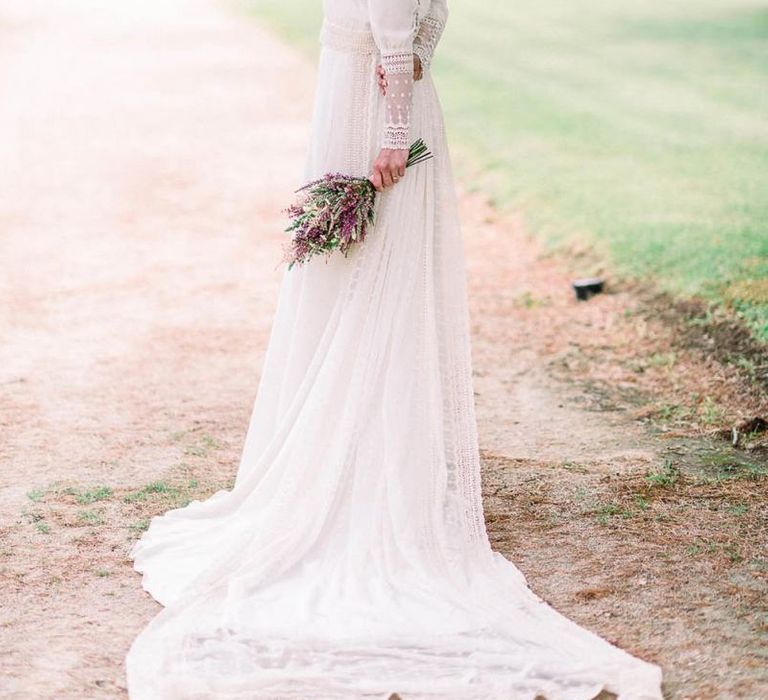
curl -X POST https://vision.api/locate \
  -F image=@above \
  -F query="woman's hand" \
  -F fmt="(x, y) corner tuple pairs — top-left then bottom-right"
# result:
(376, 54), (423, 96)
(370, 148), (408, 191)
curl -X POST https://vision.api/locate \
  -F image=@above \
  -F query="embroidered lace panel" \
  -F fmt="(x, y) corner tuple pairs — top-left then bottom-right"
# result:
(413, 15), (446, 71)
(381, 50), (414, 150)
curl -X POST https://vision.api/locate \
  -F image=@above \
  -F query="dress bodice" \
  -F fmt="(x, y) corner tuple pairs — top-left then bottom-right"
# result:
(321, 0), (449, 149)
(322, 0), (437, 34)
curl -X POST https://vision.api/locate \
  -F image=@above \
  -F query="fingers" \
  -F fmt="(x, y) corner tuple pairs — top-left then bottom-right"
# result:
(413, 55), (423, 81)
(381, 166), (394, 189)
(376, 65), (387, 95)
(370, 169), (384, 192)
(390, 152), (406, 182)
(372, 152), (408, 192)
(387, 163), (405, 187)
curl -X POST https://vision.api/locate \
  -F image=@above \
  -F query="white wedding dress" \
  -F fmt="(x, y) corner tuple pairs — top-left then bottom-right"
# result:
(126, 1), (664, 698)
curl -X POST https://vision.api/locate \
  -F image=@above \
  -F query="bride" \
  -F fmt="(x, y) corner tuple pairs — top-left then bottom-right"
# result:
(126, 1), (664, 698)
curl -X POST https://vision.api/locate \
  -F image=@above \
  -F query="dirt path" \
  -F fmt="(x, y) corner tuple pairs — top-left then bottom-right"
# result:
(0, 2), (765, 699)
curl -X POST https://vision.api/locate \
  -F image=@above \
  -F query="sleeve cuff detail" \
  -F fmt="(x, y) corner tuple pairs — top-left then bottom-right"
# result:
(412, 15), (445, 71)
(382, 125), (410, 150)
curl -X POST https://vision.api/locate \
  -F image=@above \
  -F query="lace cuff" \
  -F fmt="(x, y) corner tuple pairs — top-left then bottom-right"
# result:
(413, 15), (446, 71)
(381, 50), (413, 150)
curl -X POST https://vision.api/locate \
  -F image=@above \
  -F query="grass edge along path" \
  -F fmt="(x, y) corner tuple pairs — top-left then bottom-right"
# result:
(238, 0), (768, 342)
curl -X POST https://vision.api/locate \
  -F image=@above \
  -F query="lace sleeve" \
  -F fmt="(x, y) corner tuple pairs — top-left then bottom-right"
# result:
(413, 0), (448, 71)
(369, 0), (419, 150)
(379, 51), (414, 150)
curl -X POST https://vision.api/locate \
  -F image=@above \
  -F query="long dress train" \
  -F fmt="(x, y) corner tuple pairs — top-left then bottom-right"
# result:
(126, 1), (664, 698)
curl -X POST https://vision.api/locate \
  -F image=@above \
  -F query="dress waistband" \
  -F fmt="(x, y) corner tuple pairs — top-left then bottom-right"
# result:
(319, 20), (378, 55)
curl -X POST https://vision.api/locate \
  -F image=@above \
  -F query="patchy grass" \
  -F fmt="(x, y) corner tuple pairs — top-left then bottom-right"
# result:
(652, 404), (692, 423)
(19, 460), (231, 546)
(698, 396), (724, 426)
(725, 503), (749, 516)
(18, 429), (231, 547)
(76, 486), (113, 505)
(128, 519), (151, 536)
(184, 433), (224, 457)
(560, 461), (590, 474)
(78, 509), (105, 526)
(547, 287), (768, 449)
(26, 488), (45, 503)
(696, 450), (768, 482)
(633, 494), (650, 512)
(121, 477), (208, 512)
(123, 481), (177, 503)
(481, 449), (768, 652)
(593, 501), (635, 525)
(645, 460), (681, 488)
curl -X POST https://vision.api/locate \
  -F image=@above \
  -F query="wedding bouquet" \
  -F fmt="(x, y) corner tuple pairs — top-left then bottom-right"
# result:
(283, 139), (433, 269)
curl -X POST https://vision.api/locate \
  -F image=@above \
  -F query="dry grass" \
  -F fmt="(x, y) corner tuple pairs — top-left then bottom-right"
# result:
(464, 192), (768, 699)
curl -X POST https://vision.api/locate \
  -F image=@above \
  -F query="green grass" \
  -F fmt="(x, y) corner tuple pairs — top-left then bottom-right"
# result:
(26, 488), (45, 503)
(183, 433), (224, 457)
(76, 486), (113, 504)
(123, 480), (179, 503)
(645, 459), (682, 487)
(128, 518), (151, 536)
(122, 477), (205, 511)
(594, 501), (634, 524)
(697, 451), (768, 482)
(242, 0), (768, 339)
(78, 509), (105, 525)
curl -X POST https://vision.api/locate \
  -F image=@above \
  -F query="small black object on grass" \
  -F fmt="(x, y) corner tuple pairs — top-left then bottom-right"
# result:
(572, 277), (605, 301)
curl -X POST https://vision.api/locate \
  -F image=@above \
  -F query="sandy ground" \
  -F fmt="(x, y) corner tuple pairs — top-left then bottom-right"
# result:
(0, 1), (765, 699)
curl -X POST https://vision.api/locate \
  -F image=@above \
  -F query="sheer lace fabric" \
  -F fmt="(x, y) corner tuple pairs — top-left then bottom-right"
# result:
(126, 2), (664, 699)
(413, 6), (447, 70)
(380, 51), (414, 149)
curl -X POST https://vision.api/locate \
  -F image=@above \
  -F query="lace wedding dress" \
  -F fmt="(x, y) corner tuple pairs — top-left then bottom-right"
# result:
(126, 1), (664, 698)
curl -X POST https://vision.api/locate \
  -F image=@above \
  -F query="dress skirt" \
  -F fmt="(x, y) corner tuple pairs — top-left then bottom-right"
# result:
(126, 19), (664, 700)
